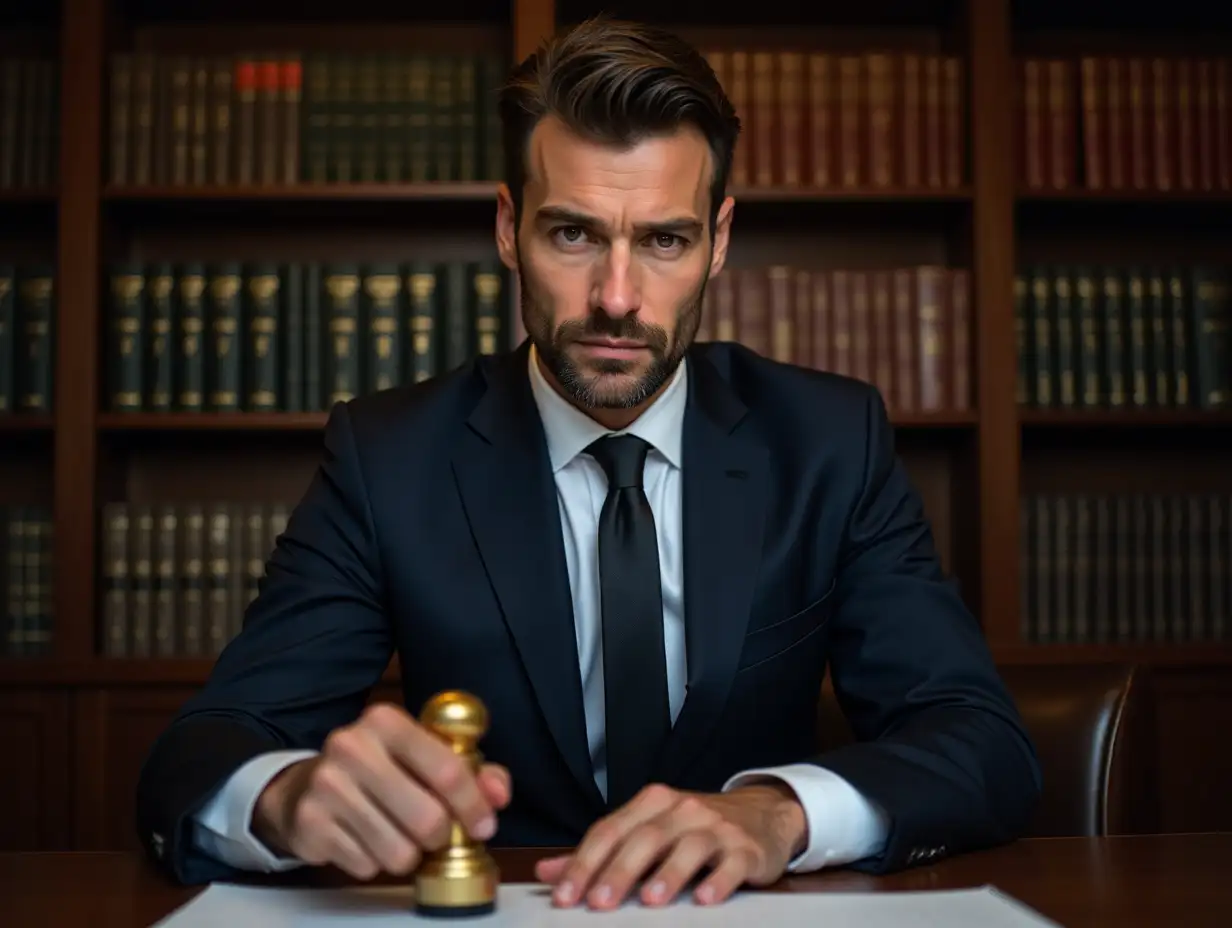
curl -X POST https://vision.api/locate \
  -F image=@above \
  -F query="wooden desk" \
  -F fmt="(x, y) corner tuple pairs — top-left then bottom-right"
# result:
(3, 834), (1230, 926)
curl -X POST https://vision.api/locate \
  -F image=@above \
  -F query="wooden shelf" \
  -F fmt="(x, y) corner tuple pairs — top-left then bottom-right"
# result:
(0, 188), (56, 202)
(98, 183), (975, 206)
(1018, 188), (1232, 204)
(728, 186), (972, 203)
(98, 412), (330, 431)
(117, 0), (513, 25)
(0, 416), (53, 432)
(0, 658), (216, 685)
(103, 183), (500, 202)
(993, 643), (1232, 666)
(0, 656), (402, 686)
(1020, 409), (1232, 427)
(892, 410), (979, 427)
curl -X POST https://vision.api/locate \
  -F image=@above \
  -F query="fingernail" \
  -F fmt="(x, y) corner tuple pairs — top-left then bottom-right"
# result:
(593, 885), (612, 906)
(647, 880), (666, 901)
(555, 881), (574, 904)
(474, 816), (495, 839)
(696, 885), (715, 904)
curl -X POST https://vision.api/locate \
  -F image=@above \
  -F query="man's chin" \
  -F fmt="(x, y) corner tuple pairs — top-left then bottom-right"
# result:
(545, 355), (641, 405)
(564, 370), (650, 409)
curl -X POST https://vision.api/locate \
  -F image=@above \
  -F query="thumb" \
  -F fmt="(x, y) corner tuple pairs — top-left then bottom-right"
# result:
(479, 762), (512, 808)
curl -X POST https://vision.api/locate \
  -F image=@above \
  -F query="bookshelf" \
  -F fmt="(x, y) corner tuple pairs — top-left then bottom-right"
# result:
(0, 0), (1229, 853)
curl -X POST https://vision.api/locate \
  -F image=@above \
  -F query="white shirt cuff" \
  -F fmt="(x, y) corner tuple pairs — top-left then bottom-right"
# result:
(192, 749), (319, 872)
(723, 763), (890, 873)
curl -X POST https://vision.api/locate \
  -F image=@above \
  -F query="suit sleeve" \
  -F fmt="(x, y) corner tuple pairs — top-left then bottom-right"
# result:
(134, 401), (395, 884)
(808, 386), (1041, 874)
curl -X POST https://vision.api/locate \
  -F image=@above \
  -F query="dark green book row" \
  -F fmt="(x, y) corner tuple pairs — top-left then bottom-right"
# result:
(107, 49), (506, 188)
(0, 263), (55, 416)
(1020, 492), (1230, 647)
(301, 50), (507, 185)
(104, 259), (510, 414)
(1015, 264), (1231, 410)
(1, 505), (53, 659)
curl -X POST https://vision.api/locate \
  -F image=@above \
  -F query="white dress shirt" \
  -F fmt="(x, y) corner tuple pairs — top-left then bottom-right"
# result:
(192, 347), (889, 874)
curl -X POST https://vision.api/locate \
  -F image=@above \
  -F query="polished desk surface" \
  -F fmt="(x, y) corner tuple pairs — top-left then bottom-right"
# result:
(3, 834), (1231, 926)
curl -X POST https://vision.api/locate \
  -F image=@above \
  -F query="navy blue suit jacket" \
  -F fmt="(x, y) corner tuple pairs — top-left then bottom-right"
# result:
(135, 340), (1040, 885)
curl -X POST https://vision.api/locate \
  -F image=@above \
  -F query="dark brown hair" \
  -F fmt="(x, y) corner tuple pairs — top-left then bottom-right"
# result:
(498, 16), (741, 233)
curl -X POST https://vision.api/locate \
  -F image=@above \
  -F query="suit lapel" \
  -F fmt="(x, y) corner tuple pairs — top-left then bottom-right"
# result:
(657, 351), (769, 784)
(450, 345), (605, 810)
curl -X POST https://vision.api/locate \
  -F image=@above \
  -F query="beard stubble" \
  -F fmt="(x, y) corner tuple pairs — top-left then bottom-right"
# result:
(517, 253), (709, 410)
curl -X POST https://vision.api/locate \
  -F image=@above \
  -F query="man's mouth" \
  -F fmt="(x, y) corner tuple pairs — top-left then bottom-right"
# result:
(574, 337), (649, 360)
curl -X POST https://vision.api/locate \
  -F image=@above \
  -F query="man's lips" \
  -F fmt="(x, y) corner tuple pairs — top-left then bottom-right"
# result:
(577, 338), (647, 349)
(574, 338), (650, 359)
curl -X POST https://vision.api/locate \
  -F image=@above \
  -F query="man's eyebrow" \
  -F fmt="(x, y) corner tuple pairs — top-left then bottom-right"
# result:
(535, 205), (704, 236)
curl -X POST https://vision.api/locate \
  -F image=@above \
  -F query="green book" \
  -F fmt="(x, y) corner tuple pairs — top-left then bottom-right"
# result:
(244, 262), (282, 412)
(206, 262), (243, 412)
(176, 264), (206, 412)
(146, 264), (175, 412)
(322, 263), (361, 406)
(362, 264), (403, 393)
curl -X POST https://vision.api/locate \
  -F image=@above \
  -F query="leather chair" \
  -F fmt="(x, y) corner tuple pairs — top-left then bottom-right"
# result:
(816, 662), (1149, 837)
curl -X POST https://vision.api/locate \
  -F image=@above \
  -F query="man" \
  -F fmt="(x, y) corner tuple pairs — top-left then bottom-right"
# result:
(135, 16), (1040, 911)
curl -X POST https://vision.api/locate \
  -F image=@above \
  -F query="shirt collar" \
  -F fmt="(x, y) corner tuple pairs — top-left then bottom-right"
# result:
(527, 342), (687, 473)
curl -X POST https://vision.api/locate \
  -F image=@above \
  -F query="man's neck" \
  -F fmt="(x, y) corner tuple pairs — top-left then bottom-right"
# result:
(534, 351), (671, 431)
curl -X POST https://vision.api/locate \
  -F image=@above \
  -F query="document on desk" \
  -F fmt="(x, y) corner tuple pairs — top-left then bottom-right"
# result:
(151, 881), (1062, 927)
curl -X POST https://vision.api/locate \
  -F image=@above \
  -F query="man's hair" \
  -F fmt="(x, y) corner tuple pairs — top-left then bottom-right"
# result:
(498, 16), (741, 233)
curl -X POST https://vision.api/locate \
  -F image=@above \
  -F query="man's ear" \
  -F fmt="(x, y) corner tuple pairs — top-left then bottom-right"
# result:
(708, 196), (735, 278)
(495, 183), (520, 272)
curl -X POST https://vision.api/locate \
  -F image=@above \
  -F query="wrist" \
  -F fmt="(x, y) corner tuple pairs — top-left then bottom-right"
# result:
(732, 781), (809, 860)
(251, 758), (311, 855)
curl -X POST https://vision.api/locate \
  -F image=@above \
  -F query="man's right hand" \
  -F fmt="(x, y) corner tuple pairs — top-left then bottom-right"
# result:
(251, 701), (511, 879)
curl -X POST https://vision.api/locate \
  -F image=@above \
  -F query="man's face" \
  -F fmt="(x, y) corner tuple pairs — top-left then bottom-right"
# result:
(496, 115), (733, 412)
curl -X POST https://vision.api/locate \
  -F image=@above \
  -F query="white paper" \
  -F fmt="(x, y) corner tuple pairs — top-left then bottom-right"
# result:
(150, 880), (1062, 927)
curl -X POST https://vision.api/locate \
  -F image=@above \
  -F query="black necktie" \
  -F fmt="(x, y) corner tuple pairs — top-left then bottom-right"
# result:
(587, 434), (671, 808)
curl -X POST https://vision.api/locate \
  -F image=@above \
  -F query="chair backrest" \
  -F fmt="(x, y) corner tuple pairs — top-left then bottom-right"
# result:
(816, 662), (1147, 837)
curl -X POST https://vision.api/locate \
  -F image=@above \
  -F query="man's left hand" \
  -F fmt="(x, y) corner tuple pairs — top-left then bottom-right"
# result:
(533, 781), (808, 910)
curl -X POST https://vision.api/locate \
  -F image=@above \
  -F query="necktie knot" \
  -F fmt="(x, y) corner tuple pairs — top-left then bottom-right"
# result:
(587, 435), (651, 490)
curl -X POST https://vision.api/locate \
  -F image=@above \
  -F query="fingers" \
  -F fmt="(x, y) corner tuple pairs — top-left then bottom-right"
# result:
(642, 831), (720, 906)
(299, 820), (384, 881)
(292, 702), (508, 884)
(693, 844), (759, 905)
(534, 854), (570, 884)
(286, 783), (405, 881)
(552, 784), (681, 907)
(479, 763), (512, 808)
(322, 725), (455, 853)
(543, 788), (770, 911)
(302, 755), (423, 874)
(367, 704), (497, 841)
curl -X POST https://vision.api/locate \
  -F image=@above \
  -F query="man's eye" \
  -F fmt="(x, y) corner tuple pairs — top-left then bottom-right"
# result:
(554, 226), (586, 244)
(651, 233), (685, 251)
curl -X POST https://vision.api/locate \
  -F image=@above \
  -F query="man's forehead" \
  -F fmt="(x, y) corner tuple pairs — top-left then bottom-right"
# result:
(525, 115), (712, 217)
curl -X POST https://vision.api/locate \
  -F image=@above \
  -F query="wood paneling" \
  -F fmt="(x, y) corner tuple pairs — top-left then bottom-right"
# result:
(1149, 669), (1232, 834)
(73, 687), (200, 851)
(0, 690), (72, 850)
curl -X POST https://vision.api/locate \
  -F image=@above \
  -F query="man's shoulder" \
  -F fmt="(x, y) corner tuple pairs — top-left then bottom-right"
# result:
(325, 351), (504, 452)
(693, 341), (882, 426)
